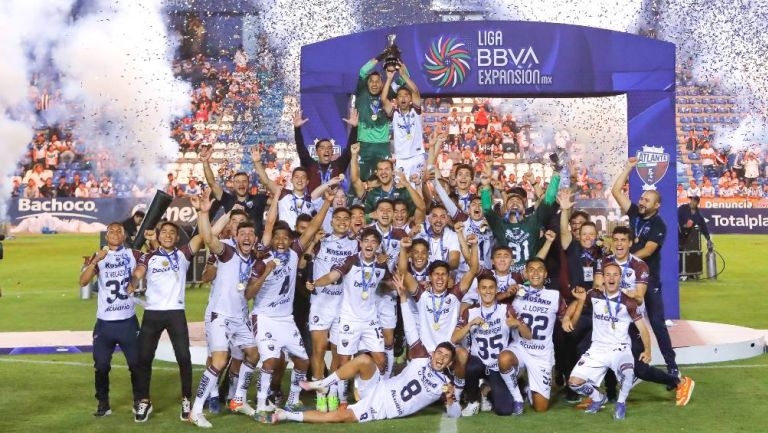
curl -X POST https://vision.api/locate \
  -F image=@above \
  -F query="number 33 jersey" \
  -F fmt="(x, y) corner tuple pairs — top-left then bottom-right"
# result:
(96, 248), (141, 321)
(510, 287), (566, 363)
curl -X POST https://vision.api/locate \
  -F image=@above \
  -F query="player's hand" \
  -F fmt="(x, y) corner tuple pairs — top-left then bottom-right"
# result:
(506, 311), (521, 328)
(376, 252), (389, 265)
(410, 224), (422, 237)
(93, 247), (108, 263)
(471, 317), (485, 328)
(571, 286), (587, 301)
(306, 281), (316, 292)
(250, 147), (262, 164)
(562, 318), (574, 333)
(639, 351), (652, 364)
(343, 108), (359, 127)
(466, 233), (478, 245)
(627, 156), (638, 167)
(400, 236), (412, 249)
(313, 229), (326, 244)
(442, 383), (456, 404)
(199, 145), (213, 163)
(265, 259), (278, 272)
(350, 142), (360, 155)
(453, 221), (465, 232)
(126, 281), (136, 295)
(144, 229), (156, 242)
(557, 189), (575, 210)
(231, 203), (245, 212)
(293, 109), (308, 127)
(592, 283), (605, 293)
(507, 284), (520, 298)
(392, 273), (408, 300)
(385, 69), (396, 81)
(544, 229), (556, 243)
(394, 170), (407, 185)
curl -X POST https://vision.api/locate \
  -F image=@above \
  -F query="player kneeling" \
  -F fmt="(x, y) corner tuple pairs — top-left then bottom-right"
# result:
(562, 262), (650, 420)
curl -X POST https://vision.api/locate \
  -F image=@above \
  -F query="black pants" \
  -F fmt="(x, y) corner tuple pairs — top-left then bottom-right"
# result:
(629, 322), (677, 388)
(93, 316), (140, 403)
(134, 310), (193, 400)
(465, 355), (516, 416)
(644, 281), (678, 371)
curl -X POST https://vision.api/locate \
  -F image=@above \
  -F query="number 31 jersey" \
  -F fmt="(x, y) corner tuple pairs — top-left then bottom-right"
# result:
(510, 287), (566, 363)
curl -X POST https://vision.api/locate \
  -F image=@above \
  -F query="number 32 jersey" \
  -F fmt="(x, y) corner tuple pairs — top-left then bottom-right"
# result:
(510, 287), (566, 363)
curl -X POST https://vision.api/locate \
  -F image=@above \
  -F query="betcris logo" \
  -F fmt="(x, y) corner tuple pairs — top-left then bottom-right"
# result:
(17, 198), (98, 219)
(423, 36), (471, 88)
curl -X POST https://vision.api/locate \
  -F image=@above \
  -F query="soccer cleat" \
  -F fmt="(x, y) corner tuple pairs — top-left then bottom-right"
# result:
(512, 401), (524, 416)
(298, 380), (328, 395)
(584, 395), (608, 414)
(180, 397), (191, 421)
(667, 368), (682, 391)
(188, 412), (213, 428)
(134, 400), (153, 423)
(254, 411), (275, 424)
(327, 395), (340, 411)
(93, 401), (111, 417)
(575, 397), (593, 410)
(206, 396), (221, 414)
(228, 398), (256, 416)
(480, 395), (493, 412)
(564, 388), (581, 404)
(316, 395), (328, 412)
(613, 402), (626, 420)
(461, 401), (480, 417)
(675, 377), (695, 407)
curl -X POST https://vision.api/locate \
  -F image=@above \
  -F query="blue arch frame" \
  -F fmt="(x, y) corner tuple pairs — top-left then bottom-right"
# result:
(300, 21), (679, 318)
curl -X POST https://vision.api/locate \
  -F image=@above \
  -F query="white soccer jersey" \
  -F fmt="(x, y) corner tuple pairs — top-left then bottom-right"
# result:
(510, 287), (566, 362)
(376, 356), (451, 419)
(414, 224), (460, 265)
(392, 106), (424, 158)
(587, 289), (642, 350)
(312, 233), (359, 309)
(95, 247), (141, 320)
(414, 285), (463, 353)
(462, 269), (521, 306)
(601, 254), (650, 300)
(332, 254), (390, 322)
(456, 212), (494, 271)
(460, 302), (519, 371)
(208, 243), (254, 318)
(250, 240), (304, 317)
(277, 189), (315, 230)
(139, 246), (193, 311)
(371, 224), (408, 273)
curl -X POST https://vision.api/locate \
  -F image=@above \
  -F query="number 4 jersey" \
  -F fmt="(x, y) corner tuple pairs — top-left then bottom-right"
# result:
(510, 287), (566, 363)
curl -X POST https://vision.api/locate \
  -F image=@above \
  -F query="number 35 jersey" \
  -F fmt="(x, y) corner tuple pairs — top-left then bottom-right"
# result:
(459, 302), (518, 371)
(510, 287), (566, 363)
(96, 248), (141, 321)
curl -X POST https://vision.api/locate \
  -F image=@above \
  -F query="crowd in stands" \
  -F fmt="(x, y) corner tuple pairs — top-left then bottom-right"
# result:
(675, 85), (768, 202)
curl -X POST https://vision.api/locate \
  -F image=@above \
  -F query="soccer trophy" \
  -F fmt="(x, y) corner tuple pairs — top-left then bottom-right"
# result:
(131, 190), (174, 249)
(383, 34), (402, 71)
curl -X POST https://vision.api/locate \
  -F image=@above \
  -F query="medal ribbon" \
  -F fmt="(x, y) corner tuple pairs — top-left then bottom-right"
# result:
(430, 290), (446, 327)
(159, 248), (179, 272)
(360, 255), (376, 298)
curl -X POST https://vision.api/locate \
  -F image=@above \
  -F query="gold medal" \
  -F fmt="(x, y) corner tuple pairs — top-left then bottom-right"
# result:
(237, 282), (245, 292)
(634, 237), (640, 244)
(406, 133), (412, 140)
(432, 322), (440, 330)
(441, 385), (449, 393)
(517, 288), (526, 297)
(481, 322), (490, 331)
(371, 114), (378, 121)
(362, 292), (369, 300)
(162, 260), (169, 267)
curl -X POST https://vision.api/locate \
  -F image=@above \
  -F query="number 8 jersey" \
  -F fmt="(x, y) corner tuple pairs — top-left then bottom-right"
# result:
(510, 287), (566, 363)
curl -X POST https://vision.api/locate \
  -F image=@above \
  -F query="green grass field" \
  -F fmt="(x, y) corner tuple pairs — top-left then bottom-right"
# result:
(0, 233), (766, 432)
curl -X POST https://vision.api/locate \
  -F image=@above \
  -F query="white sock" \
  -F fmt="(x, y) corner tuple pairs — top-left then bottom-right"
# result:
(384, 346), (395, 379)
(328, 383), (338, 400)
(319, 372), (340, 388)
(257, 368), (273, 409)
(234, 361), (255, 401)
(501, 366), (524, 402)
(617, 365), (635, 404)
(227, 370), (238, 400)
(338, 378), (347, 403)
(453, 377), (465, 402)
(280, 410), (304, 422)
(192, 366), (220, 414)
(287, 369), (307, 406)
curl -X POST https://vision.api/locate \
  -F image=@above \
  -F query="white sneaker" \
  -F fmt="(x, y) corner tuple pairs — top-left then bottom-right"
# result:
(461, 401), (480, 417)
(257, 401), (277, 413)
(228, 399), (256, 416)
(480, 395), (493, 412)
(188, 412), (213, 428)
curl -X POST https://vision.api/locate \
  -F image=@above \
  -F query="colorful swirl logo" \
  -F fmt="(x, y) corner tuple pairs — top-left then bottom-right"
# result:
(423, 36), (471, 88)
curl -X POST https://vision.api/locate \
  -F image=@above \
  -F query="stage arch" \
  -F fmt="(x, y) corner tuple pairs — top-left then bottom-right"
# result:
(299, 21), (679, 317)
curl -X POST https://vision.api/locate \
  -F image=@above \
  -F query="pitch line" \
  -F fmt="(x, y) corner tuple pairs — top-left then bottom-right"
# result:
(0, 357), (205, 371)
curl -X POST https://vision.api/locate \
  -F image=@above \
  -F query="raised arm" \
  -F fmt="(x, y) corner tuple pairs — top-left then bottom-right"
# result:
(536, 230), (557, 259)
(245, 260), (277, 300)
(310, 175), (343, 200)
(396, 170), (426, 215)
(396, 236), (420, 296)
(261, 189), (281, 248)
(558, 189), (574, 250)
(250, 147), (281, 196)
(299, 189), (334, 248)
(199, 146), (224, 201)
(380, 70), (396, 116)
(561, 287), (587, 332)
(432, 176), (459, 218)
(635, 317), (653, 364)
(293, 110), (314, 169)
(458, 234), (479, 291)
(191, 188), (224, 254)
(398, 62), (421, 106)
(349, 142), (366, 197)
(611, 157), (637, 213)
